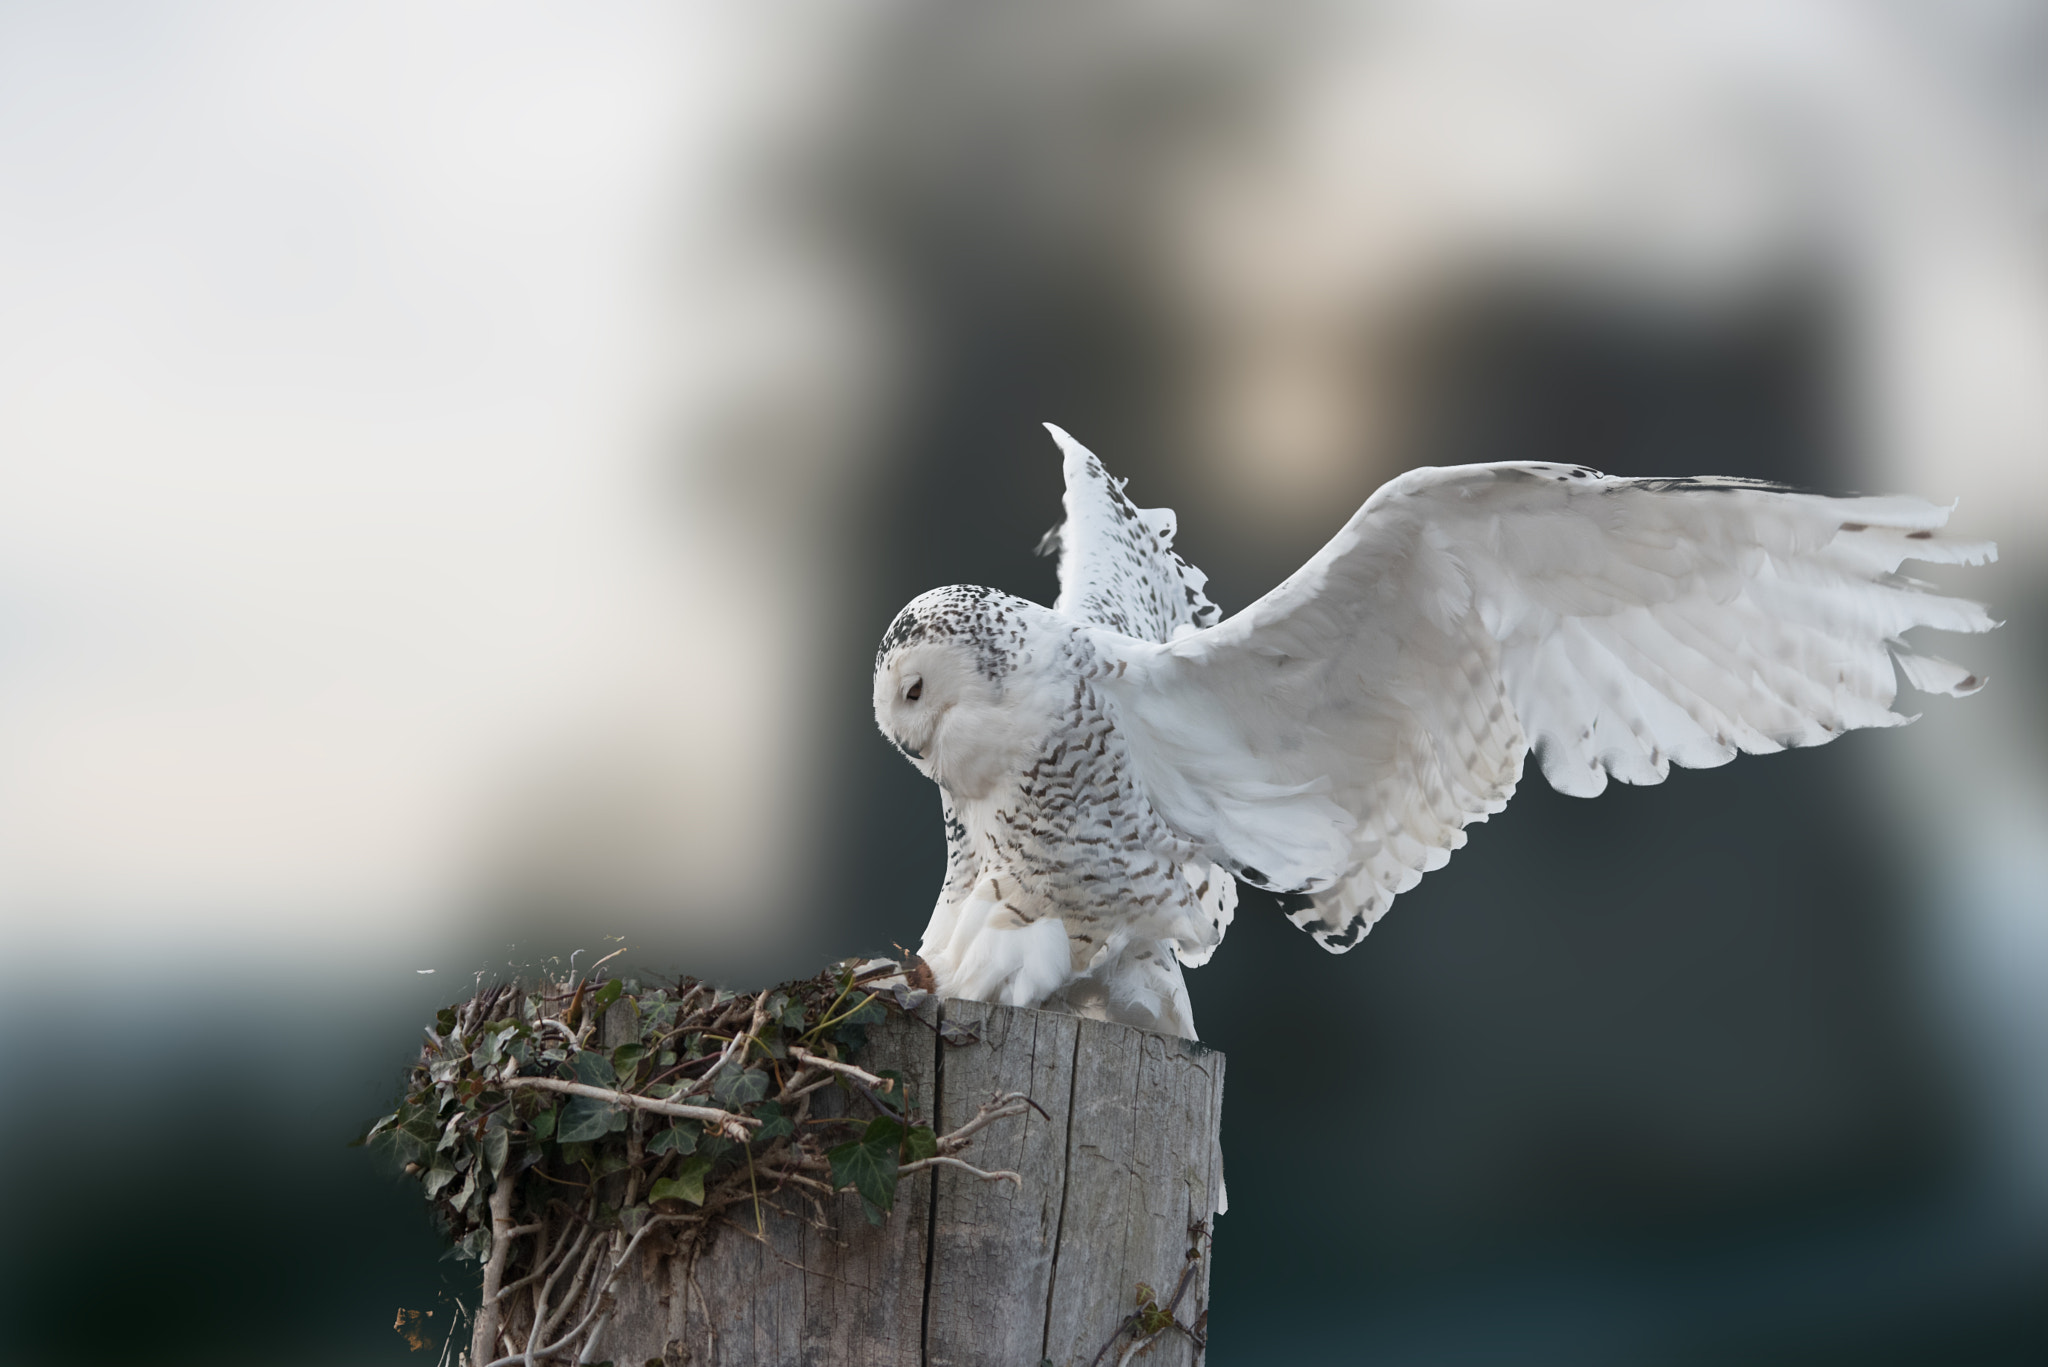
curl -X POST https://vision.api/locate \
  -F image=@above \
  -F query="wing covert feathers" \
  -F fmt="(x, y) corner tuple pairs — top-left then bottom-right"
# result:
(1042, 424), (1221, 645)
(1111, 461), (1995, 953)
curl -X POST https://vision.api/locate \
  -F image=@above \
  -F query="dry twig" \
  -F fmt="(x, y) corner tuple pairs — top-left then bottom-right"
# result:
(499, 1077), (757, 1139)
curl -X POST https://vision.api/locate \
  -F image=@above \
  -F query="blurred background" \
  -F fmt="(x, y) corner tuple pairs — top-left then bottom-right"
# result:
(2, 1), (2045, 1361)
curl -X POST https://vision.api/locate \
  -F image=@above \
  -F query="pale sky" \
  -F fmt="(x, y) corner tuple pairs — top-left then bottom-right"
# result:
(0, 3), (725, 947)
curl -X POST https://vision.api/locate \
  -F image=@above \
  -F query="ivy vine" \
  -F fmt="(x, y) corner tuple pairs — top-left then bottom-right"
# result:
(358, 958), (1028, 1365)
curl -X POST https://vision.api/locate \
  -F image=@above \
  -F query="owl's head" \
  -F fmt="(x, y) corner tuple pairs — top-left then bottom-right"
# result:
(873, 585), (1034, 797)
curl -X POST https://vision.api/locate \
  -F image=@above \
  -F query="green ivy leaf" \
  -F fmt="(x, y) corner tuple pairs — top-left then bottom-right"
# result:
(530, 1106), (558, 1142)
(832, 1022), (870, 1054)
(482, 1117), (510, 1179)
(435, 1008), (457, 1034)
(840, 994), (886, 1027)
(711, 1067), (768, 1110)
(752, 1101), (794, 1143)
(557, 1096), (618, 1144)
(648, 1122), (699, 1156)
(828, 1116), (904, 1214)
(423, 1162), (458, 1198)
(591, 978), (624, 1012)
(903, 1125), (939, 1164)
(650, 1155), (713, 1206)
(779, 998), (808, 1031)
(571, 1051), (616, 1089)
(453, 1166), (481, 1216)
(610, 1042), (645, 1081)
(356, 1112), (399, 1147)
(398, 1102), (439, 1145)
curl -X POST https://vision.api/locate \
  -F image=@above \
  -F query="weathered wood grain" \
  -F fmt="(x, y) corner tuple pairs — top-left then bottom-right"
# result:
(590, 1001), (1223, 1366)
(1041, 1018), (1224, 1367)
(924, 999), (1079, 1366)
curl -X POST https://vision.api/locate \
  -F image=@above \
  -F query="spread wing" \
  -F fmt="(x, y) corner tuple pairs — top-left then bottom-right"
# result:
(1108, 462), (1997, 951)
(1040, 424), (1220, 643)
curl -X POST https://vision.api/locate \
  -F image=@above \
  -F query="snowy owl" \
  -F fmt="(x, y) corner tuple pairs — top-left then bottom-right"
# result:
(872, 426), (1995, 1039)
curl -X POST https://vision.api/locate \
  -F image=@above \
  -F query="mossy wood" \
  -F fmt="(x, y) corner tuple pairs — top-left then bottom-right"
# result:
(603, 999), (1224, 1366)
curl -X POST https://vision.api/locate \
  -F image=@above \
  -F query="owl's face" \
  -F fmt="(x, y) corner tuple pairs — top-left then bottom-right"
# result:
(873, 638), (1015, 798)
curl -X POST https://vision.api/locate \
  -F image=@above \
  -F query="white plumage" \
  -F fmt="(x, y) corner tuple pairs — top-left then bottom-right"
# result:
(872, 426), (1995, 1038)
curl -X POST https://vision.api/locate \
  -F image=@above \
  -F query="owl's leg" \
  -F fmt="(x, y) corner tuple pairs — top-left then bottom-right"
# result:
(916, 889), (970, 979)
(1109, 944), (1198, 1038)
(1061, 935), (1200, 1038)
(924, 875), (1072, 1010)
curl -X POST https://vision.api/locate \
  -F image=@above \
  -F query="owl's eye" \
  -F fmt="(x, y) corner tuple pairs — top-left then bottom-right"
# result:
(905, 678), (924, 702)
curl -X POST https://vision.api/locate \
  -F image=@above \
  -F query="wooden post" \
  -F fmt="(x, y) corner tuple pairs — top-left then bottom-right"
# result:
(595, 1000), (1226, 1366)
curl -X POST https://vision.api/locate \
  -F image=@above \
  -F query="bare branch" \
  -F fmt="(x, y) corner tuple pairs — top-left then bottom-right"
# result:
(788, 1047), (894, 1091)
(896, 1154), (1022, 1185)
(488, 1210), (580, 1306)
(501, 1077), (755, 1139)
(1114, 1328), (1168, 1367)
(777, 1071), (839, 1106)
(538, 1235), (608, 1344)
(521, 1212), (592, 1359)
(936, 1092), (1036, 1154)
(470, 1177), (519, 1359)
(1088, 1312), (1143, 1367)
(478, 1215), (698, 1367)
(683, 995), (771, 1102)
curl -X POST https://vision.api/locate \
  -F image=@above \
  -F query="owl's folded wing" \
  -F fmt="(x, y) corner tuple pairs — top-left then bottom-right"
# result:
(1107, 462), (1997, 951)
